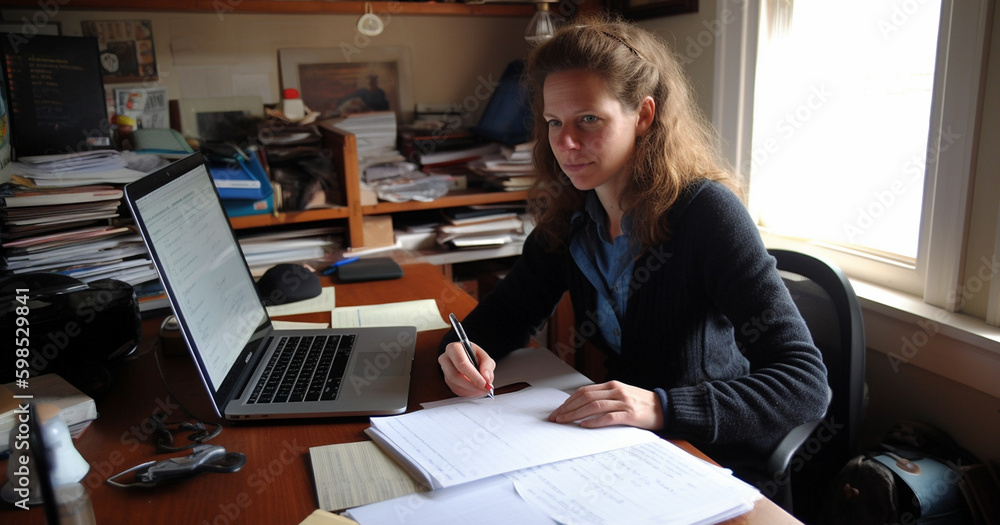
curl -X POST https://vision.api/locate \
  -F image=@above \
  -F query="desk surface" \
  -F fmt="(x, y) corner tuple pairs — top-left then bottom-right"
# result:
(1, 263), (799, 524)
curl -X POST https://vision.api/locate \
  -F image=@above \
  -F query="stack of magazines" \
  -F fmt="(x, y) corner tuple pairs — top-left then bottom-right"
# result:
(1, 151), (157, 287)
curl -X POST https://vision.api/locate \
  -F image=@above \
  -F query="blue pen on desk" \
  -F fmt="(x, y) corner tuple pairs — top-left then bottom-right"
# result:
(449, 313), (494, 399)
(322, 257), (359, 275)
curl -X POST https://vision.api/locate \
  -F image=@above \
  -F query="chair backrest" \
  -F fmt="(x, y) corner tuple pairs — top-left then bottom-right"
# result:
(769, 249), (867, 518)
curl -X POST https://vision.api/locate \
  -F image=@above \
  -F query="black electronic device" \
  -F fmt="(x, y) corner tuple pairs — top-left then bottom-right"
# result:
(0, 33), (111, 157)
(336, 257), (404, 283)
(0, 273), (141, 397)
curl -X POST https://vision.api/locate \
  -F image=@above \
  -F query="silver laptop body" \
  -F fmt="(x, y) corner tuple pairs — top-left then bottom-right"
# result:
(124, 153), (414, 420)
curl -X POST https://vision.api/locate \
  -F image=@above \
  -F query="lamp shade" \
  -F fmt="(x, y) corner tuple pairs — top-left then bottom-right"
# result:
(525, 3), (561, 46)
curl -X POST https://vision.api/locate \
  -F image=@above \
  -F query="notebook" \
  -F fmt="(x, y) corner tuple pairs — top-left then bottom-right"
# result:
(124, 153), (415, 420)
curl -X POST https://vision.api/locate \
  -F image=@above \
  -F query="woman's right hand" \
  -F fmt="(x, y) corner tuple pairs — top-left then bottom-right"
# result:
(438, 341), (496, 397)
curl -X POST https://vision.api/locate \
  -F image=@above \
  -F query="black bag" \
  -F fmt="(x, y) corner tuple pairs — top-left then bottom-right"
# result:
(821, 420), (999, 525)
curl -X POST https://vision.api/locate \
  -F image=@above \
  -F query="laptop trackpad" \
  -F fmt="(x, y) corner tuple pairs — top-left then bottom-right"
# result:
(348, 352), (409, 378)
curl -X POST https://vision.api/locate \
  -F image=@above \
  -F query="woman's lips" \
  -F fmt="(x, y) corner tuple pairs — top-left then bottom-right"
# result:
(561, 161), (590, 172)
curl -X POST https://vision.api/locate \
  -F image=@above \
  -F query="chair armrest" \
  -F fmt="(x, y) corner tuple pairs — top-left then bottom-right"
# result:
(767, 418), (824, 475)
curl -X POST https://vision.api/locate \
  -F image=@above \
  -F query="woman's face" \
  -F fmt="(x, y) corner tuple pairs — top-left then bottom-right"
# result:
(543, 69), (652, 195)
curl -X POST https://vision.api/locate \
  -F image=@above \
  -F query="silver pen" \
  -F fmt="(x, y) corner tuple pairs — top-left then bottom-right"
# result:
(449, 313), (494, 399)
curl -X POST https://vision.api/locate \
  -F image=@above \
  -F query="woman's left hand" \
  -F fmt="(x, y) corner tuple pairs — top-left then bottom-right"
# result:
(548, 381), (664, 431)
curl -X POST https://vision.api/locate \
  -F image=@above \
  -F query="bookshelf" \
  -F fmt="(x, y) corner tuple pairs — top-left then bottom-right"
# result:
(230, 121), (528, 249)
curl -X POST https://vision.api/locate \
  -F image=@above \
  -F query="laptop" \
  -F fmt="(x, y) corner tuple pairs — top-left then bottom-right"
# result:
(125, 152), (415, 420)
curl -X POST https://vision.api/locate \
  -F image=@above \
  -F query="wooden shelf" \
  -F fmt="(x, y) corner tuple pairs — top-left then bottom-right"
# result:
(0, 0), (535, 17)
(363, 189), (528, 215)
(229, 206), (349, 229)
(228, 124), (527, 247)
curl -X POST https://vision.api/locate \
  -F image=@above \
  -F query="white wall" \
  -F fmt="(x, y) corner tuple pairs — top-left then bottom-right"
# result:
(0, 8), (533, 127)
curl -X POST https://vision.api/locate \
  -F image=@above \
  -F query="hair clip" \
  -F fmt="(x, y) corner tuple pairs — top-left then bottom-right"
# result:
(601, 31), (643, 60)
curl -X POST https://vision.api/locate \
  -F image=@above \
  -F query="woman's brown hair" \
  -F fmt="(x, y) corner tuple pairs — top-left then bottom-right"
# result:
(525, 12), (741, 251)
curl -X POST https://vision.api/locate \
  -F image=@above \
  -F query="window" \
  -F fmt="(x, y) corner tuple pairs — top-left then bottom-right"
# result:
(713, 0), (993, 317)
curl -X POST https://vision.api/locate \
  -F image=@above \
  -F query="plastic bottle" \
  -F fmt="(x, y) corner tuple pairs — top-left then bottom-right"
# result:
(281, 88), (305, 121)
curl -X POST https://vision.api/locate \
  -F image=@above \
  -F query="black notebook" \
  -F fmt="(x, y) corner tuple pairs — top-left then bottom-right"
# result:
(337, 258), (404, 283)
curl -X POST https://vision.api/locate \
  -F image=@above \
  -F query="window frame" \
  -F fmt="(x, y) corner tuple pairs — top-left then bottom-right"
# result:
(712, 0), (993, 315)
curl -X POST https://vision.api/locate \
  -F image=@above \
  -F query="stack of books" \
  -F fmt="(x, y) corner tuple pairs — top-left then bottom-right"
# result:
(329, 111), (404, 172)
(237, 226), (341, 277)
(467, 141), (536, 192)
(0, 151), (157, 287)
(437, 206), (525, 250)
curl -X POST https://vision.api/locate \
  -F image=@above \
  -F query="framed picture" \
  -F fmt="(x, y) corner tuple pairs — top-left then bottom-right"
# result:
(80, 20), (157, 84)
(605, 0), (698, 21)
(278, 46), (413, 123)
(175, 96), (264, 141)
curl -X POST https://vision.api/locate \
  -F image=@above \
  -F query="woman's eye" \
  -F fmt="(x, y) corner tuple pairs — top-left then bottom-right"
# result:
(581, 115), (599, 124)
(546, 119), (561, 128)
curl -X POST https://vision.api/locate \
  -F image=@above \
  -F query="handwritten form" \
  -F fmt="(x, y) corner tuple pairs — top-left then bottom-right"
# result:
(346, 441), (759, 525)
(506, 440), (759, 525)
(345, 476), (555, 525)
(366, 387), (659, 490)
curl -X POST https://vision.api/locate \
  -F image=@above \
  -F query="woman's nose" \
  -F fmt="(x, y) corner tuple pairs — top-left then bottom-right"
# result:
(553, 128), (580, 151)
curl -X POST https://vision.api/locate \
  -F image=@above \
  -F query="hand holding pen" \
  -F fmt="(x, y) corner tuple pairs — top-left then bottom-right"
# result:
(444, 313), (495, 399)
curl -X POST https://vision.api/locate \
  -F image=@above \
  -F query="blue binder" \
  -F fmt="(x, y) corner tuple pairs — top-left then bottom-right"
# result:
(208, 150), (273, 201)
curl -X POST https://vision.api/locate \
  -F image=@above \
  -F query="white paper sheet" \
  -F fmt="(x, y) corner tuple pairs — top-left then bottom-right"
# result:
(265, 287), (336, 317)
(368, 387), (660, 490)
(331, 299), (448, 332)
(345, 476), (555, 525)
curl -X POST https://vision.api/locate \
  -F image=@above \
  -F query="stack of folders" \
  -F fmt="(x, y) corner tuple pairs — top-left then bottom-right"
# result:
(207, 146), (276, 218)
(0, 151), (157, 288)
(347, 387), (761, 525)
(436, 206), (526, 250)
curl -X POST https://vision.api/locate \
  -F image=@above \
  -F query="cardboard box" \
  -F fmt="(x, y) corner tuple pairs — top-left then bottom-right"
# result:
(362, 215), (395, 247)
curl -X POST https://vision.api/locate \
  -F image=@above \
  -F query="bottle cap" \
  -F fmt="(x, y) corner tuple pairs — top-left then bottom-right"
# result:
(282, 88), (300, 99)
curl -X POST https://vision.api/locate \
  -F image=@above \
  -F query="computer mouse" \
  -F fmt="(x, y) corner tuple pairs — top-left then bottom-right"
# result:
(256, 263), (322, 306)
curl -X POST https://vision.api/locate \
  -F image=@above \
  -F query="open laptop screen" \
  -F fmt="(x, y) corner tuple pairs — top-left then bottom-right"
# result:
(132, 159), (266, 389)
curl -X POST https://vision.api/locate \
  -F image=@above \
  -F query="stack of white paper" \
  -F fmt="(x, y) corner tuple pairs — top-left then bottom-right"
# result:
(353, 387), (760, 525)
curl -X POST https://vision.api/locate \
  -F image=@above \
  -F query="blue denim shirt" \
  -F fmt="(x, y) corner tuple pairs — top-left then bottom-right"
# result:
(569, 192), (641, 354)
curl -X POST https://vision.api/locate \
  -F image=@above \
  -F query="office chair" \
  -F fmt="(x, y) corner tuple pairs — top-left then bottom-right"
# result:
(762, 249), (867, 520)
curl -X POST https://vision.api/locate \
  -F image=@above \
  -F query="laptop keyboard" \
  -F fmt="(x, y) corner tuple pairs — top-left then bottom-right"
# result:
(247, 334), (357, 404)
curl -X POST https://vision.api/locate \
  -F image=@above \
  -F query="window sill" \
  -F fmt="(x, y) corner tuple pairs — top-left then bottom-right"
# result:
(849, 278), (1000, 398)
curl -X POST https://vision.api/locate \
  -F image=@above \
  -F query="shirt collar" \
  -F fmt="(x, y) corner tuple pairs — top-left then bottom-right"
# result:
(572, 191), (634, 245)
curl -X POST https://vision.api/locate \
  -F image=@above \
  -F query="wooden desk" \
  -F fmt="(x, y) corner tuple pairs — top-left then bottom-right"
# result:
(1, 263), (799, 524)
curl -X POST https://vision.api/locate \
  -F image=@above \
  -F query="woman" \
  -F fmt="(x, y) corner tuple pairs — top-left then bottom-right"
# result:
(438, 14), (828, 476)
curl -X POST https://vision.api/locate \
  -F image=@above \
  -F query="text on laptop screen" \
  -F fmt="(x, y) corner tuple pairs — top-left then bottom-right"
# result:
(135, 164), (266, 388)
